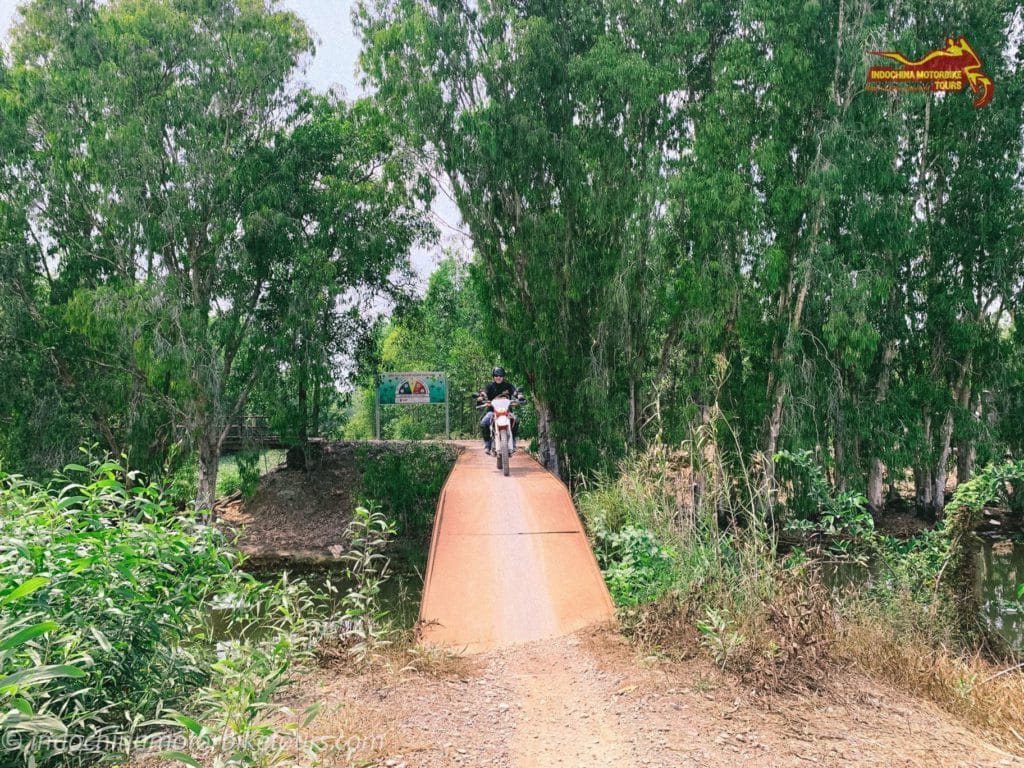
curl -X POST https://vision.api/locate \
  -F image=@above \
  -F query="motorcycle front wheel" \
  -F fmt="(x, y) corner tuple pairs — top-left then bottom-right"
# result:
(500, 431), (510, 477)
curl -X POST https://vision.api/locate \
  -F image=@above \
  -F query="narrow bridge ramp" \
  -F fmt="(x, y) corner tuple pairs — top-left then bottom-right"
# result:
(418, 446), (616, 652)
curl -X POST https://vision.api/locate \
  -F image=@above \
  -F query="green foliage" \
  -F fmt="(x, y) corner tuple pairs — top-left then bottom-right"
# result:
(874, 531), (950, 602)
(358, 0), (688, 475)
(775, 449), (875, 558)
(0, 613), (87, 743)
(0, 453), (350, 767)
(580, 433), (838, 684)
(338, 505), (398, 661)
(216, 451), (285, 501)
(359, 0), (1024, 512)
(354, 443), (457, 541)
(163, 453), (200, 509)
(349, 257), (497, 441)
(0, 458), (236, 767)
(591, 522), (676, 606)
(940, 460), (1024, 648)
(1, 1), (430, 513)
(696, 608), (746, 670)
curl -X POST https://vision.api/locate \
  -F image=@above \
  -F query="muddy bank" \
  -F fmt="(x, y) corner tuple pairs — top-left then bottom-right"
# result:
(214, 441), (460, 565)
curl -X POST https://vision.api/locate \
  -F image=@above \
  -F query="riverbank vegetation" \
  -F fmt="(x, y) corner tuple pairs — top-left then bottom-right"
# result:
(0, 444), (453, 767)
(2, 0), (1024, 763)
(577, 415), (1024, 748)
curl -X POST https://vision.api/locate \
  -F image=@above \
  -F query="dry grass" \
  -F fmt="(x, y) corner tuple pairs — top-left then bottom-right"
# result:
(735, 570), (840, 693)
(317, 627), (478, 681)
(125, 695), (399, 768)
(618, 591), (701, 658)
(838, 615), (1024, 754)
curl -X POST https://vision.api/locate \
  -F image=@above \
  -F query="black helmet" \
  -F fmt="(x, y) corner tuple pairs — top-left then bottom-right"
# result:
(492, 367), (506, 377)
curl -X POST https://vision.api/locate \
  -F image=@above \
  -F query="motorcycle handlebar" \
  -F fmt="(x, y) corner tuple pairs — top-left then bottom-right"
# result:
(474, 396), (528, 409)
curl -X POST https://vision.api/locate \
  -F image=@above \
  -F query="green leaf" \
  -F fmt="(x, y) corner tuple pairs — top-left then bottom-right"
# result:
(154, 751), (202, 767)
(0, 621), (59, 651)
(172, 713), (205, 736)
(88, 626), (112, 653)
(0, 664), (86, 692)
(0, 577), (50, 605)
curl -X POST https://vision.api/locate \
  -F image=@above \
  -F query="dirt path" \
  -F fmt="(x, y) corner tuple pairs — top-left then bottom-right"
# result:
(201, 442), (1024, 766)
(345, 444), (1024, 766)
(418, 446), (615, 651)
(306, 628), (1023, 768)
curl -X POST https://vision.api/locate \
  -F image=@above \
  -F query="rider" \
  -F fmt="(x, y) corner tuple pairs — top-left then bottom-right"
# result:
(478, 367), (519, 455)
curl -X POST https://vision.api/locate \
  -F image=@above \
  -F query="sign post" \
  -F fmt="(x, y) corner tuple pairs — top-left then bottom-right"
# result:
(375, 371), (450, 439)
(374, 375), (381, 440)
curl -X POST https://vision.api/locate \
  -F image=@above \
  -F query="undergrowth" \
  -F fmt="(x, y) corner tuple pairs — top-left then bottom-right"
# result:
(0, 455), (380, 768)
(354, 442), (457, 542)
(577, 412), (836, 691)
(578, 406), (1024, 751)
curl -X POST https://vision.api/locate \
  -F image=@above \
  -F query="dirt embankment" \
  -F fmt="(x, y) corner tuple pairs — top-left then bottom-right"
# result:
(215, 443), (358, 562)
(214, 441), (460, 565)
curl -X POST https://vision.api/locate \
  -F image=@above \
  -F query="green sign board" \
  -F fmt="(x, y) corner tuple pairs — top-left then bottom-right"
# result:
(377, 372), (447, 405)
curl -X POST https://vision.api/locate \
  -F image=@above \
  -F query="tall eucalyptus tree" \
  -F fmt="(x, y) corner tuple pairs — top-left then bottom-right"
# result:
(357, 0), (693, 476)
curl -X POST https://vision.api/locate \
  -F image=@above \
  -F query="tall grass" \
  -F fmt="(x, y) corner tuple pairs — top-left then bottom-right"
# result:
(578, 410), (835, 688)
(578, 414), (1024, 750)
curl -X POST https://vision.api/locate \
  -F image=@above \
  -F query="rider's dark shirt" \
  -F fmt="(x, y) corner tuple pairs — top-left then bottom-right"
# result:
(485, 380), (516, 401)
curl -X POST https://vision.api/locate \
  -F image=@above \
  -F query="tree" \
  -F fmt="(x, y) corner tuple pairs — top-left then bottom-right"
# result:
(358, 0), (691, 477)
(3, 0), (429, 509)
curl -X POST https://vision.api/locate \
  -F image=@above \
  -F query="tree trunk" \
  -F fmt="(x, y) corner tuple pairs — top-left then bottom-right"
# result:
(867, 340), (896, 514)
(534, 397), (561, 479)
(833, 421), (848, 492)
(628, 376), (637, 448)
(914, 412), (934, 513)
(932, 408), (955, 513)
(196, 431), (221, 519)
(298, 373), (309, 444)
(915, 468), (933, 508)
(764, 1), (856, 495)
(957, 438), (976, 486)
(311, 375), (322, 438)
(956, 387), (977, 484)
(933, 358), (972, 513)
(765, 384), (786, 477)
(867, 458), (886, 514)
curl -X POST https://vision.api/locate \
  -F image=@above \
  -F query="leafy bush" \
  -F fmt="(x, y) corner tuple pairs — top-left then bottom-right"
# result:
(161, 457), (197, 509)
(591, 522), (676, 606)
(354, 443), (457, 541)
(0, 612), (88, 744)
(0, 458), (236, 767)
(775, 449), (874, 558)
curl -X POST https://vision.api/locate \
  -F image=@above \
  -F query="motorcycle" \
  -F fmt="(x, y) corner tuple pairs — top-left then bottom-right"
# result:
(475, 388), (525, 476)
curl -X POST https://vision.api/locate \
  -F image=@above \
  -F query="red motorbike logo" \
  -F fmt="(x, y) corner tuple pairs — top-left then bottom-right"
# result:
(867, 37), (993, 108)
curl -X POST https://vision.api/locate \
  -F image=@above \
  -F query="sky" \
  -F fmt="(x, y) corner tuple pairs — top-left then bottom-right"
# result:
(0, 0), (467, 282)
